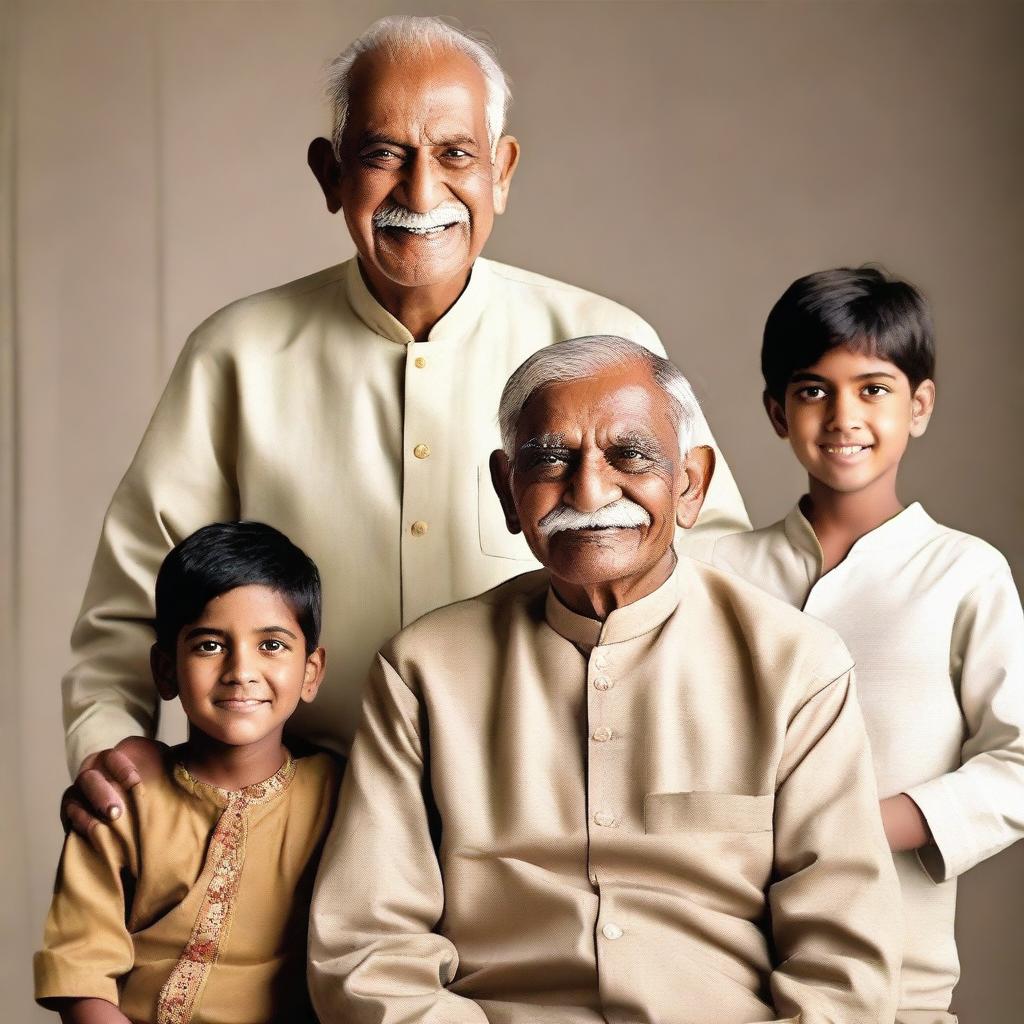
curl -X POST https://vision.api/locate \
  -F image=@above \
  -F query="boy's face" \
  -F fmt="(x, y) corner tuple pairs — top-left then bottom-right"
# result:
(154, 584), (325, 750)
(766, 345), (935, 497)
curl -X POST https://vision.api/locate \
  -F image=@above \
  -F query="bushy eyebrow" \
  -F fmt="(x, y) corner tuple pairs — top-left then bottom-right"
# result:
(182, 625), (298, 641)
(520, 433), (567, 452)
(791, 370), (898, 383)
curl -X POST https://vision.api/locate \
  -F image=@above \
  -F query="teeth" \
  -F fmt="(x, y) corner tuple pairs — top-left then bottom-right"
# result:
(400, 225), (449, 235)
(823, 445), (866, 455)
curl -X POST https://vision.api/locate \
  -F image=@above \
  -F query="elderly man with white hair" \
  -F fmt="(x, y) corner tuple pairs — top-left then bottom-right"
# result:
(60, 15), (748, 829)
(309, 336), (902, 1024)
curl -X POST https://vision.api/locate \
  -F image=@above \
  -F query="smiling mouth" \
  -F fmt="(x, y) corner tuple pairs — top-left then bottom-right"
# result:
(819, 444), (871, 455)
(381, 223), (458, 237)
(214, 698), (270, 712)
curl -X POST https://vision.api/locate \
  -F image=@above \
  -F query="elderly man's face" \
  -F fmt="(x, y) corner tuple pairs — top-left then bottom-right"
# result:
(314, 48), (518, 297)
(491, 363), (714, 600)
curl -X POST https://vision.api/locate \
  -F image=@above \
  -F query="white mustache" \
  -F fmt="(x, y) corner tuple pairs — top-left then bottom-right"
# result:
(538, 498), (652, 538)
(372, 201), (470, 233)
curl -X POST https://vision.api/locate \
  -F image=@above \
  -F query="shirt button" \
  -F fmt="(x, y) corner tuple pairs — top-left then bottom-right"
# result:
(593, 676), (613, 691)
(592, 726), (613, 743)
(594, 653), (608, 669)
(593, 810), (616, 827)
(411, 520), (429, 537)
(602, 923), (623, 940)
(413, 443), (431, 460)
(414, 356), (426, 368)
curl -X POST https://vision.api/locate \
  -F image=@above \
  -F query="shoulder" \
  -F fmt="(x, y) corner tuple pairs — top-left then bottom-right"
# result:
(712, 519), (789, 572)
(686, 559), (854, 694)
(913, 513), (1012, 586)
(181, 262), (349, 361)
(380, 569), (550, 678)
(481, 258), (661, 351)
(292, 750), (344, 795)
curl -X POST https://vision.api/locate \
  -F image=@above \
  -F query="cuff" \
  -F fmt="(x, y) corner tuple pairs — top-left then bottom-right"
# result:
(904, 778), (972, 883)
(34, 951), (120, 1006)
(65, 713), (148, 779)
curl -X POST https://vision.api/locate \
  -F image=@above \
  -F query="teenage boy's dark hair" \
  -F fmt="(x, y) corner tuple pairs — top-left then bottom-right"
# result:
(154, 521), (322, 654)
(762, 267), (936, 404)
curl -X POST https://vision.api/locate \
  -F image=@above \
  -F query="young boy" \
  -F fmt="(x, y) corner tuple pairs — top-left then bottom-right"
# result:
(713, 267), (1024, 1023)
(35, 521), (339, 1024)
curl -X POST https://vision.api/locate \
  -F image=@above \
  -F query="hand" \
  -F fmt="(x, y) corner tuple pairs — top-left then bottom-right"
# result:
(61, 736), (164, 837)
(880, 793), (932, 852)
(56, 997), (133, 1023)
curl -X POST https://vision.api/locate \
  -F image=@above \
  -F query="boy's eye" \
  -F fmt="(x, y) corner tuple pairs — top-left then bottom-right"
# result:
(795, 385), (827, 400)
(259, 639), (287, 653)
(196, 640), (223, 654)
(862, 384), (891, 397)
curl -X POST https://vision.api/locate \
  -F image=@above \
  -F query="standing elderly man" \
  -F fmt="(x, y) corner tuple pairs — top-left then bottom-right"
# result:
(309, 337), (901, 1024)
(61, 16), (747, 825)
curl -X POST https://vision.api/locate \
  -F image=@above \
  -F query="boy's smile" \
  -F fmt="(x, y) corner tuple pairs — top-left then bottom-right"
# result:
(156, 584), (325, 755)
(767, 346), (934, 498)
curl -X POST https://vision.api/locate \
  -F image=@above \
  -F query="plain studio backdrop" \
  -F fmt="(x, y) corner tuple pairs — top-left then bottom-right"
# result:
(2, 1), (1022, 1020)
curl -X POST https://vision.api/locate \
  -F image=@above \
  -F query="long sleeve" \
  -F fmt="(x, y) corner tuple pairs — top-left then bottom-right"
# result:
(768, 668), (902, 1024)
(34, 818), (138, 1005)
(907, 562), (1024, 882)
(307, 654), (489, 1024)
(62, 333), (238, 775)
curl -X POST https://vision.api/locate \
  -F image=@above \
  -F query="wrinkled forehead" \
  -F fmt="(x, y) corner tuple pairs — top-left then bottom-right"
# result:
(345, 46), (490, 143)
(516, 368), (677, 448)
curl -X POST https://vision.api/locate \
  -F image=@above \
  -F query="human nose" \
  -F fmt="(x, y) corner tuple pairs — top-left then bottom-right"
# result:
(395, 150), (445, 213)
(220, 645), (260, 686)
(564, 452), (622, 513)
(825, 388), (863, 432)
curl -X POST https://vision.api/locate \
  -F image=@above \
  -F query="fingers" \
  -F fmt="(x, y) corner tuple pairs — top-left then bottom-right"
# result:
(76, 765), (126, 824)
(63, 794), (104, 839)
(102, 748), (142, 790)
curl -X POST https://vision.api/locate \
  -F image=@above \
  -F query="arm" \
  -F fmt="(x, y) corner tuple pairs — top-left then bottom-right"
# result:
(35, 812), (137, 1014)
(631, 321), (751, 556)
(63, 330), (238, 777)
(308, 655), (488, 1024)
(768, 668), (902, 1024)
(904, 563), (1024, 880)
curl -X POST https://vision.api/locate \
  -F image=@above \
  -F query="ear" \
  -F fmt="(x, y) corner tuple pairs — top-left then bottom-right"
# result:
(307, 137), (343, 214)
(489, 449), (522, 534)
(676, 445), (716, 529)
(763, 390), (789, 438)
(490, 135), (520, 215)
(300, 647), (327, 704)
(150, 644), (178, 702)
(909, 379), (936, 438)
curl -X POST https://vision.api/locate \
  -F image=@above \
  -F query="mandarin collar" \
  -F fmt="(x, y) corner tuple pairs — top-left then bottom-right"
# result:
(344, 255), (491, 346)
(544, 562), (685, 648)
(783, 499), (933, 580)
(173, 751), (295, 809)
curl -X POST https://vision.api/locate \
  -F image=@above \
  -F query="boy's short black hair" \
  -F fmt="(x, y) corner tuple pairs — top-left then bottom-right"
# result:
(762, 267), (936, 404)
(154, 521), (322, 654)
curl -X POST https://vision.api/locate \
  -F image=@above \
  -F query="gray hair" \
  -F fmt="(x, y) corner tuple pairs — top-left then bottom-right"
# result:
(498, 336), (702, 456)
(326, 16), (511, 161)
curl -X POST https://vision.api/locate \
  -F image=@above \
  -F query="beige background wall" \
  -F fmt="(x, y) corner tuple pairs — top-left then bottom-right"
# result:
(4, 0), (1022, 1019)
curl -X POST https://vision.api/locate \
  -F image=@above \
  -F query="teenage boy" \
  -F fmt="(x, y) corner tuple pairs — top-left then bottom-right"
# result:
(713, 267), (1024, 1023)
(35, 522), (338, 1024)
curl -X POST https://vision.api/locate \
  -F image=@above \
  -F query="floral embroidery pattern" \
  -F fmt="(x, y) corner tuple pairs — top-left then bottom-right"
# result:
(156, 756), (295, 1024)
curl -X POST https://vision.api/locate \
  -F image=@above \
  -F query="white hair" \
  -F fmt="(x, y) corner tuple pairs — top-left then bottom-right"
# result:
(325, 16), (511, 160)
(498, 336), (702, 457)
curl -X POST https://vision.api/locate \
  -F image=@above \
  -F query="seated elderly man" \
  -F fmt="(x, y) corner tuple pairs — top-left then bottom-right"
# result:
(309, 336), (901, 1024)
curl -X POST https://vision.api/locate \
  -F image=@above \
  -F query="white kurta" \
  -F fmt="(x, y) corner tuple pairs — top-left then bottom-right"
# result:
(63, 257), (749, 773)
(712, 502), (1024, 1021)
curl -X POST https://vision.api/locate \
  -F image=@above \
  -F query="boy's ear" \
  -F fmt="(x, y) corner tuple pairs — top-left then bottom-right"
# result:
(489, 449), (522, 534)
(150, 644), (178, 702)
(300, 647), (327, 704)
(909, 379), (936, 438)
(763, 390), (789, 438)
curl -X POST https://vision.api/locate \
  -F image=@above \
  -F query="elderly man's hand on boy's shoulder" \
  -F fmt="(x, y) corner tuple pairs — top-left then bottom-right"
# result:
(61, 736), (166, 837)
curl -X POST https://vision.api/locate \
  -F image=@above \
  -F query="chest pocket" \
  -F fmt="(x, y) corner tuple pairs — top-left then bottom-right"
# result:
(644, 791), (774, 834)
(477, 462), (539, 562)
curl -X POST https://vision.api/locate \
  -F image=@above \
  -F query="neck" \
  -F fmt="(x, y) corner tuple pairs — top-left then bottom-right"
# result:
(552, 548), (676, 620)
(359, 260), (471, 343)
(181, 728), (287, 791)
(803, 470), (904, 573)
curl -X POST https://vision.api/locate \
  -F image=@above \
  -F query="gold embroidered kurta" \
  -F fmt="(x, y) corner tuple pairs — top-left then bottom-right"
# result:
(35, 751), (339, 1023)
(309, 561), (902, 1024)
(61, 256), (750, 775)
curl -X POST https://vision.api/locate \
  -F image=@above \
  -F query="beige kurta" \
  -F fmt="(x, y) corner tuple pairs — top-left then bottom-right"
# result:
(309, 560), (901, 1024)
(35, 750), (339, 1023)
(62, 257), (749, 774)
(712, 503), (1024, 1023)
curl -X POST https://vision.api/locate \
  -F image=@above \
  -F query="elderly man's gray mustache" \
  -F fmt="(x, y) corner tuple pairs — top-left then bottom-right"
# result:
(372, 200), (471, 235)
(538, 498), (652, 538)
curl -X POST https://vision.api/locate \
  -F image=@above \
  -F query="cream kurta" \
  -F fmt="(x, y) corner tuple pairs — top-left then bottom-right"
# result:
(35, 751), (339, 1023)
(63, 258), (748, 774)
(712, 503), (1024, 1023)
(309, 561), (901, 1024)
